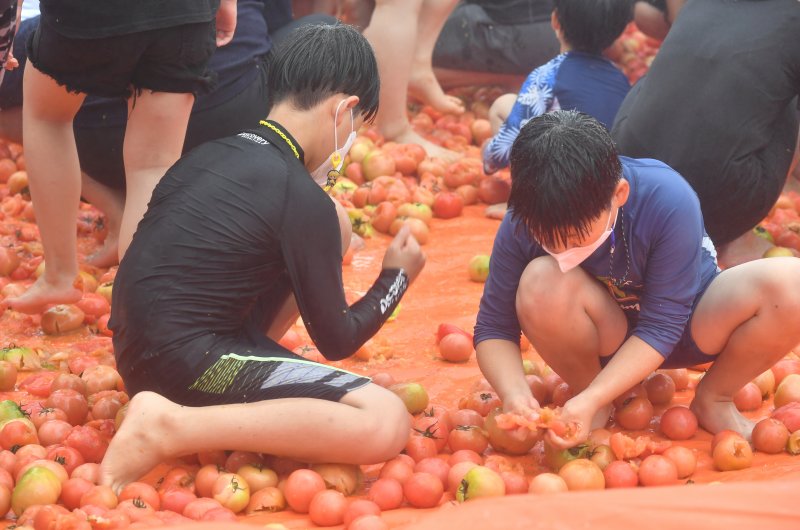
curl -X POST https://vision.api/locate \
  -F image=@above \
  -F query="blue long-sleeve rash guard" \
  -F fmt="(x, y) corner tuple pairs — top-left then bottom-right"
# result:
(474, 157), (720, 360)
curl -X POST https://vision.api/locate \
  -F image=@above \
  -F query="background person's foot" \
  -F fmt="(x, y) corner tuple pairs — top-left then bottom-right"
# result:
(409, 69), (466, 115)
(6, 276), (83, 314)
(394, 128), (462, 163)
(690, 393), (755, 441)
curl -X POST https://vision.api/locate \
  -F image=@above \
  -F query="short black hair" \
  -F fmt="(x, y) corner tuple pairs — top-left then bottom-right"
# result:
(508, 110), (622, 249)
(267, 24), (380, 122)
(553, 0), (634, 54)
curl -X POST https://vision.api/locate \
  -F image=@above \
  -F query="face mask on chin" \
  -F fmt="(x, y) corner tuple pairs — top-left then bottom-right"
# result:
(311, 99), (356, 189)
(542, 207), (618, 273)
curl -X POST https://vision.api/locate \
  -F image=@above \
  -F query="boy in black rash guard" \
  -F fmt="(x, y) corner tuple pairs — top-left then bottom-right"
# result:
(100, 24), (426, 492)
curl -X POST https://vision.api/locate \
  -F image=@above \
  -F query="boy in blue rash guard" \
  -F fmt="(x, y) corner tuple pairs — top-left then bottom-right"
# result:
(483, 0), (631, 176)
(474, 110), (800, 449)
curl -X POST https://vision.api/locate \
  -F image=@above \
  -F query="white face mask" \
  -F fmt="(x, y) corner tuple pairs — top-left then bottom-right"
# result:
(311, 99), (356, 188)
(543, 207), (618, 273)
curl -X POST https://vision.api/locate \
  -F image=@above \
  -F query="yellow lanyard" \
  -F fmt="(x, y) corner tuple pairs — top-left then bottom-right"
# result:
(259, 120), (300, 160)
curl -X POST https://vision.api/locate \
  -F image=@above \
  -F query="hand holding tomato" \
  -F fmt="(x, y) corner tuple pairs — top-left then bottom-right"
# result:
(545, 396), (595, 450)
(382, 225), (426, 282)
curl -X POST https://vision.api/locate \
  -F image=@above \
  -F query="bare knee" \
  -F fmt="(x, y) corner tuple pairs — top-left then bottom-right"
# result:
(353, 387), (410, 463)
(516, 256), (575, 322)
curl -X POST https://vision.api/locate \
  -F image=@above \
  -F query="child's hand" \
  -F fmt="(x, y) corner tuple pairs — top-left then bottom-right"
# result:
(215, 0), (237, 47)
(545, 396), (596, 449)
(4, 51), (18, 71)
(502, 393), (540, 417)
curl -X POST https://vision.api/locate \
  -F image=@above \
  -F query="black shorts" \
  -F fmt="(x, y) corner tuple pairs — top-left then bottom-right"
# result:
(74, 56), (269, 190)
(600, 272), (721, 370)
(27, 15), (217, 98)
(122, 344), (371, 407)
(432, 3), (559, 76)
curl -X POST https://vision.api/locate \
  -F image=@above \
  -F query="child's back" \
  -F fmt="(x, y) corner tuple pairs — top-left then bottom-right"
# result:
(483, 0), (632, 174)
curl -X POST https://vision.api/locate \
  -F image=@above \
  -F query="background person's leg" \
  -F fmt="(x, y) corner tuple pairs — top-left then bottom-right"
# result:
(689, 258), (800, 437)
(80, 172), (124, 268)
(118, 90), (194, 259)
(407, 0), (463, 115)
(8, 63), (85, 313)
(363, 0), (459, 160)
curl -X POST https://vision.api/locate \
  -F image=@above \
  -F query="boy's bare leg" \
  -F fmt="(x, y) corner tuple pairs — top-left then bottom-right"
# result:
(101, 384), (410, 492)
(265, 197), (353, 340)
(6, 64), (85, 313)
(363, 0), (460, 161)
(80, 173), (125, 268)
(118, 90), (193, 259)
(408, 0), (463, 115)
(689, 257), (800, 438)
(516, 256), (628, 428)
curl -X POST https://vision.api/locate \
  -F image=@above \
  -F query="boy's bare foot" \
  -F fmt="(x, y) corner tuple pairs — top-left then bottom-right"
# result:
(6, 276), (83, 314)
(717, 230), (772, 269)
(409, 68), (465, 115)
(100, 391), (175, 493)
(86, 236), (120, 269)
(690, 392), (755, 441)
(393, 128), (462, 163)
(484, 203), (508, 220)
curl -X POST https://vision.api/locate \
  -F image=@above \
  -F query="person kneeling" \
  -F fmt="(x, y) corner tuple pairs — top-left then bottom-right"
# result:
(474, 110), (800, 449)
(100, 24), (426, 492)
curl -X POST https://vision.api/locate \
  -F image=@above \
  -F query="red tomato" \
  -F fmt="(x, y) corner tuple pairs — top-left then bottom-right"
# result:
(81, 365), (122, 395)
(638, 455), (678, 487)
(157, 466), (196, 494)
(47, 389), (89, 426)
(447, 408), (484, 429)
(370, 201), (398, 234)
(659, 406), (698, 441)
(117, 498), (155, 522)
(447, 425), (489, 454)
(558, 459), (605, 491)
(432, 191), (464, 219)
(752, 418), (790, 454)
(224, 450), (262, 473)
(195, 464), (224, 497)
(51, 373), (88, 396)
(67, 355), (101, 377)
(0, 418), (39, 449)
(458, 391), (502, 417)
(448, 449), (483, 467)
(160, 487), (198, 514)
(18, 371), (58, 398)
(772, 402), (800, 432)
(283, 469), (325, 514)
(662, 446), (697, 479)
(343, 499), (382, 528)
(183, 498), (224, 520)
(438, 333), (474, 363)
(46, 445), (84, 476)
(404, 434), (438, 463)
(244, 486), (284, 515)
(644, 373), (676, 405)
(70, 462), (101, 484)
(412, 415), (449, 452)
(64, 425), (108, 463)
(414, 457), (450, 487)
(368, 478), (404, 510)
(528, 472), (568, 494)
(712, 431), (753, 471)
(38, 420), (74, 447)
(40, 304), (85, 335)
(119, 481), (161, 511)
(0, 360), (16, 391)
(436, 323), (474, 345)
(614, 396), (654, 431)
(80, 484), (119, 510)
(403, 472), (443, 508)
(236, 464), (277, 493)
(90, 395), (125, 420)
(60, 477), (94, 510)
(484, 408), (540, 456)
(733, 382), (763, 411)
(75, 293), (110, 324)
(308, 489), (348, 526)
(28, 405), (69, 429)
(477, 176), (511, 205)
(603, 460), (638, 488)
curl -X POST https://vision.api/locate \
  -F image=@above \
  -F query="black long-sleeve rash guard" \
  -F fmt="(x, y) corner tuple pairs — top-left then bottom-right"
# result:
(110, 121), (407, 370)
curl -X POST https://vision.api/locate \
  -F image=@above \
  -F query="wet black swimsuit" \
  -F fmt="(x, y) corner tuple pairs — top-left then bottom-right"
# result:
(110, 121), (407, 405)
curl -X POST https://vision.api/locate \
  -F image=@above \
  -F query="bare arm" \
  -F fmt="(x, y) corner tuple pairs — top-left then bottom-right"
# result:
(476, 339), (539, 413)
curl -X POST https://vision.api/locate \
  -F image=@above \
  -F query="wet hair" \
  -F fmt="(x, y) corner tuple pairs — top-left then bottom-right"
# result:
(508, 110), (622, 249)
(553, 0), (634, 54)
(267, 24), (380, 122)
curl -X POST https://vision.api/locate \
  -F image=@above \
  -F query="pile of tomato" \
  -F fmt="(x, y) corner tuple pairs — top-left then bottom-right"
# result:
(605, 22), (662, 84)
(758, 191), (800, 254)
